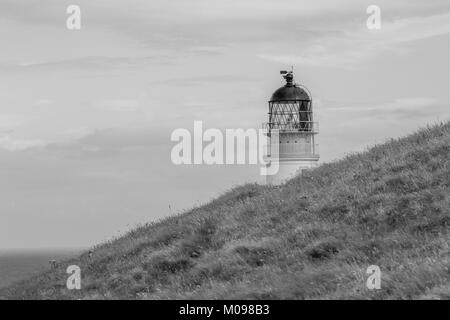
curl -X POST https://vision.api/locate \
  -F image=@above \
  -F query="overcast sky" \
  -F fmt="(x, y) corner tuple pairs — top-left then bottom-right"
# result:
(1, 0), (449, 249)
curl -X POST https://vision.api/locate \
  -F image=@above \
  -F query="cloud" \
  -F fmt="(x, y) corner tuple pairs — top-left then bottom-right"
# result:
(186, 46), (225, 56)
(0, 135), (46, 151)
(95, 99), (140, 111)
(0, 56), (173, 75)
(2, 0), (449, 69)
(318, 97), (448, 125)
(33, 99), (52, 106)
(258, 12), (450, 67)
(328, 98), (437, 112)
(154, 75), (254, 86)
(0, 114), (25, 131)
(39, 126), (169, 160)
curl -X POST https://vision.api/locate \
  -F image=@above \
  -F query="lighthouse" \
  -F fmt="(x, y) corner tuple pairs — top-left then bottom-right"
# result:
(264, 70), (319, 185)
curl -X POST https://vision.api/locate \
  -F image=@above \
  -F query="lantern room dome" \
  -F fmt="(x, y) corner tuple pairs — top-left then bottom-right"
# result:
(270, 85), (310, 102)
(270, 71), (311, 102)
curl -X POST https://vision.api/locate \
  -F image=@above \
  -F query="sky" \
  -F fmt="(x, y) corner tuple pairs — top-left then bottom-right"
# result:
(0, 0), (449, 249)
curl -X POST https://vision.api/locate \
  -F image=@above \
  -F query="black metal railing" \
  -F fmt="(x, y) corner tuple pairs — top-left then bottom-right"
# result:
(262, 121), (319, 133)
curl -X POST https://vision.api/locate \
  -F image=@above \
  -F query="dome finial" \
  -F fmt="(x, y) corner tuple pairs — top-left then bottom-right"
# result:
(280, 69), (294, 87)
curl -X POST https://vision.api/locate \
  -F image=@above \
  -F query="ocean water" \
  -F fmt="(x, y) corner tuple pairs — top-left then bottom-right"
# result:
(0, 249), (82, 289)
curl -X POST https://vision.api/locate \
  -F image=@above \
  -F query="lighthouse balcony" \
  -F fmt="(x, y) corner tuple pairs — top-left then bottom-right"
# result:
(262, 121), (319, 134)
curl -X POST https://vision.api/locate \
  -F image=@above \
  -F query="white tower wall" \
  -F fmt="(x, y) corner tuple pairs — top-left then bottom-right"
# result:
(265, 130), (319, 185)
(266, 158), (319, 185)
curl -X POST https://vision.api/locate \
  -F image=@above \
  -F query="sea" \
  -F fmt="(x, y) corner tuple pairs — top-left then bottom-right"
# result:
(0, 248), (82, 289)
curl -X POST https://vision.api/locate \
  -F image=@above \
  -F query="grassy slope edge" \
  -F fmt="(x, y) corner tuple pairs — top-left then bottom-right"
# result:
(1, 121), (449, 300)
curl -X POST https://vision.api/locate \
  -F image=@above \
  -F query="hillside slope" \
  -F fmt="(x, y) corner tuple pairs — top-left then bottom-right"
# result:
(1, 122), (449, 300)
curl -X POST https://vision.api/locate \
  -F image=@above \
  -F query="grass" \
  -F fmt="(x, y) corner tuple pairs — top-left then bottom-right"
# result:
(1, 121), (449, 300)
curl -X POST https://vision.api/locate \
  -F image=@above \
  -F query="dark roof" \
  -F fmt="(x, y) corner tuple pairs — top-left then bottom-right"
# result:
(270, 71), (311, 102)
(270, 85), (310, 102)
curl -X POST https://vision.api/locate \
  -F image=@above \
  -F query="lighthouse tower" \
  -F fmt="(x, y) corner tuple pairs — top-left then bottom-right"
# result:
(264, 70), (319, 185)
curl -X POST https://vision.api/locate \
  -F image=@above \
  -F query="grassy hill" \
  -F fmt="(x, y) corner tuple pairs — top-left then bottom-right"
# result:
(1, 122), (449, 300)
